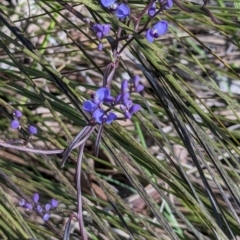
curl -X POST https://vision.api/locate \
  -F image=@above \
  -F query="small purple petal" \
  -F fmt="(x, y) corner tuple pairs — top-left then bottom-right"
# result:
(153, 20), (168, 36)
(102, 24), (111, 36)
(105, 112), (117, 124)
(50, 199), (59, 208)
(36, 205), (43, 213)
(115, 3), (130, 19)
(92, 24), (103, 33)
(148, 7), (156, 17)
(42, 213), (50, 221)
(14, 110), (22, 118)
(135, 85), (144, 92)
(28, 125), (37, 135)
(166, 0), (173, 9)
(124, 111), (132, 119)
(19, 199), (26, 207)
(95, 87), (110, 102)
(98, 43), (103, 51)
(45, 203), (51, 211)
(101, 0), (116, 7)
(92, 108), (105, 124)
(33, 193), (39, 203)
(122, 92), (130, 105)
(11, 119), (20, 129)
(146, 29), (154, 43)
(96, 31), (103, 40)
(114, 94), (122, 104)
(24, 203), (33, 210)
(121, 80), (129, 93)
(129, 104), (141, 115)
(83, 100), (97, 112)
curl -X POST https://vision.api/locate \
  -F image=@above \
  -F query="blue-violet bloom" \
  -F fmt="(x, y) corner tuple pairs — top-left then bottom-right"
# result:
(28, 125), (37, 135)
(14, 110), (22, 118)
(146, 20), (168, 43)
(33, 193), (39, 203)
(11, 119), (20, 129)
(148, 2), (156, 17)
(43, 213), (50, 221)
(101, 0), (116, 7)
(115, 3), (130, 19)
(50, 199), (59, 208)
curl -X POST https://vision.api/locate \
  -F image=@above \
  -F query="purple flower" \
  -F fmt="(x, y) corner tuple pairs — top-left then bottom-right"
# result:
(130, 75), (144, 92)
(83, 100), (98, 112)
(92, 108), (105, 124)
(115, 3), (130, 19)
(50, 199), (58, 208)
(33, 193), (39, 203)
(11, 119), (20, 129)
(124, 104), (141, 119)
(146, 20), (168, 43)
(121, 80), (129, 93)
(83, 87), (111, 112)
(36, 205), (43, 213)
(24, 203), (33, 210)
(104, 112), (117, 124)
(45, 203), (51, 211)
(14, 110), (22, 118)
(159, 0), (173, 9)
(148, 2), (156, 17)
(42, 213), (50, 221)
(28, 125), (37, 135)
(92, 24), (111, 40)
(101, 0), (116, 7)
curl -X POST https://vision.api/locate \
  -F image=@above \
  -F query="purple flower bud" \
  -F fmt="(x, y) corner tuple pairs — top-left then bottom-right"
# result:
(19, 199), (26, 207)
(36, 205), (43, 213)
(115, 3), (130, 19)
(42, 213), (50, 221)
(33, 193), (39, 203)
(146, 20), (168, 43)
(50, 199), (59, 208)
(45, 203), (51, 211)
(121, 80), (129, 93)
(11, 119), (20, 129)
(148, 2), (156, 17)
(28, 125), (37, 135)
(14, 110), (22, 118)
(24, 203), (33, 210)
(98, 43), (103, 51)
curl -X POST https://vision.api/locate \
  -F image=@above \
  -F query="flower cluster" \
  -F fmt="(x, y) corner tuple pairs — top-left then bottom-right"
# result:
(98, 0), (173, 45)
(83, 75), (144, 124)
(10, 109), (37, 135)
(19, 193), (58, 221)
(92, 23), (111, 51)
